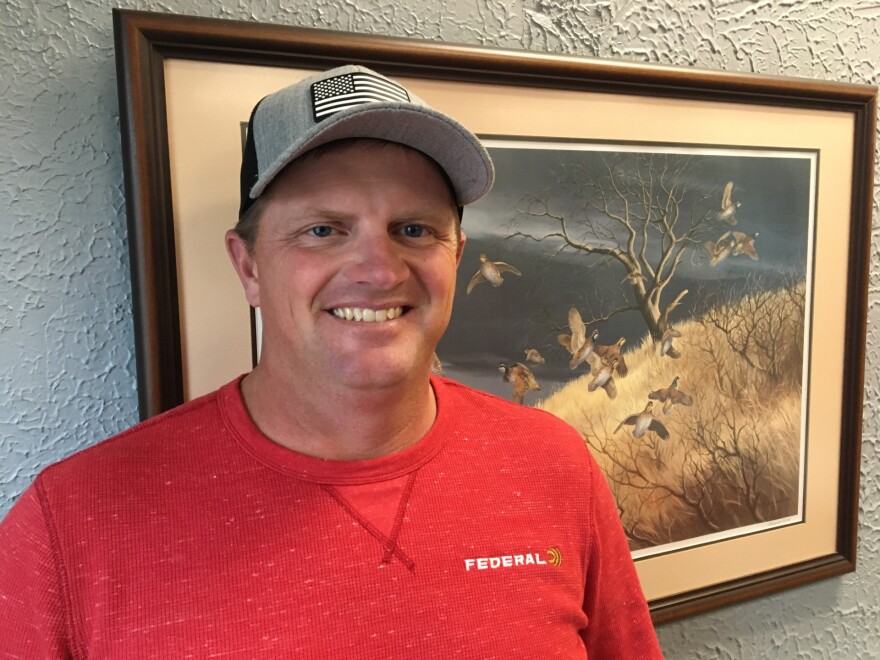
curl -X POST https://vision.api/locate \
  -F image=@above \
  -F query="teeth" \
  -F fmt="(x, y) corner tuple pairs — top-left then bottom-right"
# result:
(331, 307), (403, 323)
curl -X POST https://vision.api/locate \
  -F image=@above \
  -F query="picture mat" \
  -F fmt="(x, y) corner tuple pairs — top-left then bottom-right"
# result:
(164, 57), (852, 601)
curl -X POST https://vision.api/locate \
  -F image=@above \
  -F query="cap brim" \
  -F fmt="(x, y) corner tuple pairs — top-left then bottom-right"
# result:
(250, 102), (494, 206)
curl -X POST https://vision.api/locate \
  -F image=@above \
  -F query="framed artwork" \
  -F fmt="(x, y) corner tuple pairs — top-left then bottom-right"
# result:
(113, 9), (875, 623)
(441, 139), (816, 565)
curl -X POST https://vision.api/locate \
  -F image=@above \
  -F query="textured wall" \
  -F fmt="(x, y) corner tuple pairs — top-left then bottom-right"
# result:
(1, 0), (877, 657)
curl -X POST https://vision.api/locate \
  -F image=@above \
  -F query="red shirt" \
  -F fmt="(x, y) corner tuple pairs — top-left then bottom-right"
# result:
(0, 376), (662, 658)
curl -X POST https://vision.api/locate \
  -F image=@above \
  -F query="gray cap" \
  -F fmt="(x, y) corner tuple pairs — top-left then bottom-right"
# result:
(240, 64), (495, 215)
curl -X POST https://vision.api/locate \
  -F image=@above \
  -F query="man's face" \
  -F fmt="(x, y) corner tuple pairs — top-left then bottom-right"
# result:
(226, 141), (465, 393)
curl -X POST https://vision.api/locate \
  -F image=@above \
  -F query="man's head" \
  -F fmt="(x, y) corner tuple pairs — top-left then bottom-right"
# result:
(227, 138), (467, 392)
(226, 65), (494, 391)
(235, 64), (495, 250)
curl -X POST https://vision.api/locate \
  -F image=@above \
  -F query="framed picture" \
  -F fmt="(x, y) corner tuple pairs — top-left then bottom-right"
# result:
(441, 139), (816, 565)
(113, 9), (875, 623)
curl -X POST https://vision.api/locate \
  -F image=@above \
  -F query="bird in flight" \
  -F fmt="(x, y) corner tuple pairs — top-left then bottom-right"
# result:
(615, 402), (670, 440)
(498, 362), (541, 405)
(557, 307), (598, 370)
(466, 254), (521, 294)
(648, 376), (694, 414)
(718, 180), (740, 225)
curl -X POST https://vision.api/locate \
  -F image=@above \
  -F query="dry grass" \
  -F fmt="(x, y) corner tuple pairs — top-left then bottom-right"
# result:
(535, 284), (804, 551)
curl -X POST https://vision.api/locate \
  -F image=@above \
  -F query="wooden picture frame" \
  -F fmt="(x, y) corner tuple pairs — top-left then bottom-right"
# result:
(113, 8), (875, 624)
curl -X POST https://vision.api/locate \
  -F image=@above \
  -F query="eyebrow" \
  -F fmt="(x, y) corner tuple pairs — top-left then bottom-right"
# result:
(302, 209), (354, 222)
(302, 207), (457, 223)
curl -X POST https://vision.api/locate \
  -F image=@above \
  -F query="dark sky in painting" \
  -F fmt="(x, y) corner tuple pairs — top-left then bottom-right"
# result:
(437, 141), (815, 401)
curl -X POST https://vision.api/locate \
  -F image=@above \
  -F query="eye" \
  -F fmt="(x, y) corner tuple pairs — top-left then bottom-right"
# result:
(309, 225), (334, 238)
(401, 224), (426, 238)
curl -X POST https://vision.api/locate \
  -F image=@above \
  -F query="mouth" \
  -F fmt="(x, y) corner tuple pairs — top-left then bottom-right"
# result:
(330, 306), (405, 323)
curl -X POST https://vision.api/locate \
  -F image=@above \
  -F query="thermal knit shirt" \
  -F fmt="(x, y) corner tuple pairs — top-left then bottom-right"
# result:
(0, 376), (662, 659)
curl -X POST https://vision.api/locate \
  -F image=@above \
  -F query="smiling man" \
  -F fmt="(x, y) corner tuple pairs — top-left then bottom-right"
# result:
(226, 139), (464, 461)
(1, 65), (662, 657)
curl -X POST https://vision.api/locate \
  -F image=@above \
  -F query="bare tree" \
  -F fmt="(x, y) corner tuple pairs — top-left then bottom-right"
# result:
(509, 152), (725, 340)
(696, 273), (805, 391)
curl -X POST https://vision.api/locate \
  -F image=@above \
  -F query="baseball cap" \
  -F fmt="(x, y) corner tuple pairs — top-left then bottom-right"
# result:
(239, 64), (495, 216)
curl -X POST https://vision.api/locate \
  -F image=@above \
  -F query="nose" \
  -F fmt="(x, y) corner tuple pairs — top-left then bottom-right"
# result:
(343, 231), (410, 290)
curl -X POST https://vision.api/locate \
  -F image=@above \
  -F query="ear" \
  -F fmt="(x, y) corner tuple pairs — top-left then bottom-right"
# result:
(225, 229), (260, 308)
(455, 230), (467, 266)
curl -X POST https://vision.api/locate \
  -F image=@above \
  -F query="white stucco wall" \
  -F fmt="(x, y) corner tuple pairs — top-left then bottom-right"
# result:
(2, 1), (877, 656)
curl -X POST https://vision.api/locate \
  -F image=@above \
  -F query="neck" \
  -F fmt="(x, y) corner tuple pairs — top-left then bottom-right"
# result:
(239, 363), (437, 461)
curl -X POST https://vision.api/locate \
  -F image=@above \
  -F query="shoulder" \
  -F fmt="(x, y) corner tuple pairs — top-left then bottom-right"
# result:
(436, 376), (577, 429)
(36, 383), (229, 493)
(432, 376), (596, 476)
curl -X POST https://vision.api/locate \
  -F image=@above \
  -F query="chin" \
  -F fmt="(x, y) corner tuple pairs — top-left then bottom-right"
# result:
(336, 357), (425, 391)
(339, 371), (420, 393)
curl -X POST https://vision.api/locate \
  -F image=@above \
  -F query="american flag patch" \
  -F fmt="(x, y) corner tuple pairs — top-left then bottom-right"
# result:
(311, 72), (410, 121)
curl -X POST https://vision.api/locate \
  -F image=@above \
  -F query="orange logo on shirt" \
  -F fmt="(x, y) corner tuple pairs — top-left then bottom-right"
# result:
(547, 546), (562, 566)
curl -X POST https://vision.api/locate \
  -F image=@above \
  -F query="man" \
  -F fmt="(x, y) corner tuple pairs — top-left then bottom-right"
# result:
(0, 65), (662, 657)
